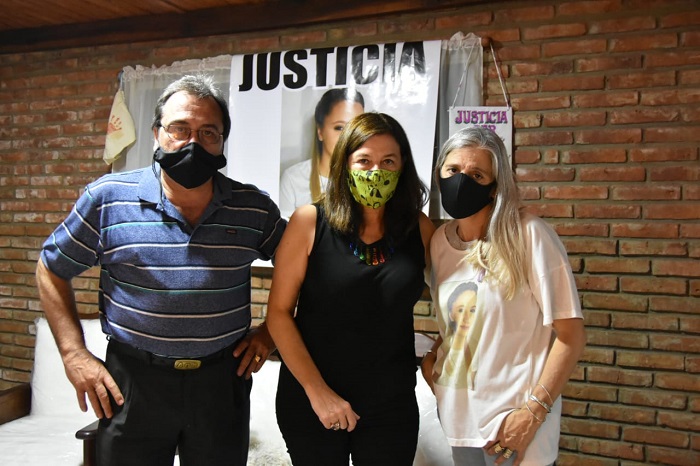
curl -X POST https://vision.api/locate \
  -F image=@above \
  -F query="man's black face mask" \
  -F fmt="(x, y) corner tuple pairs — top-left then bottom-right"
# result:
(154, 142), (226, 189)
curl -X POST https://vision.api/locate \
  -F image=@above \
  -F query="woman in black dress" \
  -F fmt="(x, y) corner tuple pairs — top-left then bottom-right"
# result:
(267, 112), (434, 466)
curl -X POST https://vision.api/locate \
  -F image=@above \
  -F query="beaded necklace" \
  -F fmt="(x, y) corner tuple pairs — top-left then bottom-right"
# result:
(349, 237), (395, 266)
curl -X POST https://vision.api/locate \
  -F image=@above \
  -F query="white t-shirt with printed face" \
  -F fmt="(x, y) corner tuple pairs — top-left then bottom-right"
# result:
(429, 213), (582, 466)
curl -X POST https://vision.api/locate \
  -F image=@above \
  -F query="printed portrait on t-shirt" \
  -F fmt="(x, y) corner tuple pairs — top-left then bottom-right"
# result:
(435, 280), (484, 389)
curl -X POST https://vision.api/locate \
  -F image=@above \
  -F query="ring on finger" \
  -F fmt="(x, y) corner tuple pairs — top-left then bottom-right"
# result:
(254, 354), (262, 363)
(502, 448), (514, 459)
(332, 421), (340, 431)
(493, 444), (504, 454)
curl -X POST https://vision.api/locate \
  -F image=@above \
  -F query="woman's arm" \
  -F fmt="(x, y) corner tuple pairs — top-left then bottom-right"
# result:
(420, 335), (442, 393)
(531, 317), (586, 414)
(489, 317), (586, 466)
(418, 211), (436, 270)
(419, 211), (436, 293)
(418, 212), (437, 390)
(266, 204), (360, 431)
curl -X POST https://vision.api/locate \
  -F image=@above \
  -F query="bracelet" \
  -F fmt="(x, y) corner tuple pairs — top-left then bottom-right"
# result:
(524, 401), (544, 423)
(529, 394), (552, 413)
(538, 383), (554, 405)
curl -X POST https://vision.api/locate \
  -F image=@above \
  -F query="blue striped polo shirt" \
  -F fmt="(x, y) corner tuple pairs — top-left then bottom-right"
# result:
(40, 166), (286, 357)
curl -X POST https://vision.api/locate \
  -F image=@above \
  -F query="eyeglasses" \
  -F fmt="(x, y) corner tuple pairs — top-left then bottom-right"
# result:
(160, 124), (223, 145)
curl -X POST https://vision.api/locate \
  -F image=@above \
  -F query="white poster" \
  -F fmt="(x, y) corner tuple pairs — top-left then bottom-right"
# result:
(228, 40), (442, 220)
(448, 106), (513, 164)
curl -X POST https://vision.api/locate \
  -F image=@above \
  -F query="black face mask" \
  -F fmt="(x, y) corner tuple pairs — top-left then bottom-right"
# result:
(439, 173), (495, 219)
(153, 142), (226, 189)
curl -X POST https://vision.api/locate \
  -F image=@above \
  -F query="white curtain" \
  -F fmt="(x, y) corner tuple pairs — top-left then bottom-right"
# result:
(429, 32), (483, 217)
(113, 55), (232, 173)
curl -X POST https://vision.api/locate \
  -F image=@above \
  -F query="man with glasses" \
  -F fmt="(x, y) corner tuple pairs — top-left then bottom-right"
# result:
(35, 75), (286, 466)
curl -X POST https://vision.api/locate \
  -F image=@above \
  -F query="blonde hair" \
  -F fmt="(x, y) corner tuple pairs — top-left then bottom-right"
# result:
(435, 127), (526, 299)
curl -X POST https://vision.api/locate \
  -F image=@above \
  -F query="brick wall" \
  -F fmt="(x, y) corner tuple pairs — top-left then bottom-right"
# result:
(1, 0), (698, 464)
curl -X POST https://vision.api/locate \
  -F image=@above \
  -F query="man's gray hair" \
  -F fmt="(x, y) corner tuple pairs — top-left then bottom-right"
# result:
(152, 74), (231, 141)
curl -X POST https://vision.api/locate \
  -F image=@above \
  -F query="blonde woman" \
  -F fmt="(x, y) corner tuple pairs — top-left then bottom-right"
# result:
(422, 127), (586, 466)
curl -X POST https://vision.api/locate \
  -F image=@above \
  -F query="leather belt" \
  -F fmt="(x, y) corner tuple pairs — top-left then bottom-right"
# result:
(108, 338), (232, 370)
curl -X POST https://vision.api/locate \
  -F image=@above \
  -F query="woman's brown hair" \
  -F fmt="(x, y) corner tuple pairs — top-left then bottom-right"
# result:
(323, 112), (428, 241)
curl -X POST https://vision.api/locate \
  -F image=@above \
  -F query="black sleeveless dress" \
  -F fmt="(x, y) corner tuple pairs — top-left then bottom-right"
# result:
(275, 205), (426, 461)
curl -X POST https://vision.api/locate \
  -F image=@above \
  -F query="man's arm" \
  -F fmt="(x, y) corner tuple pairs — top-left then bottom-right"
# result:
(35, 259), (123, 418)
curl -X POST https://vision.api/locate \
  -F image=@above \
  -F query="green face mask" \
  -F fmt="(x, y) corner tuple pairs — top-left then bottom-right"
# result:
(347, 169), (401, 209)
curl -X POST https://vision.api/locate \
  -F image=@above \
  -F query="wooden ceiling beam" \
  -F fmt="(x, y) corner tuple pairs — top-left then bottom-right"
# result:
(0, 0), (488, 54)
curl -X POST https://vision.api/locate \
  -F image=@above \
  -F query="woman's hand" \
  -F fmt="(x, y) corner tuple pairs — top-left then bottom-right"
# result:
(420, 336), (441, 394)
(306, 384), (361, 432)
(267, 206), (362, 431)
(420, 351), (437, 394)
(484, 404), (543, 466)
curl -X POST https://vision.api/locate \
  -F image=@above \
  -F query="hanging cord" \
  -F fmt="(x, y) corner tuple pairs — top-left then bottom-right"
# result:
(490, 41), (510, 108)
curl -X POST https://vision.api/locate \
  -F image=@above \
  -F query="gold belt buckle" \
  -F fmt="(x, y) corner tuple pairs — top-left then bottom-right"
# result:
(174, 359), (202, 370)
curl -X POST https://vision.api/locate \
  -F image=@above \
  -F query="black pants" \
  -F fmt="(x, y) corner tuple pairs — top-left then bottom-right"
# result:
(97, 341), (252, 466)
(276, 390), (419, 466)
